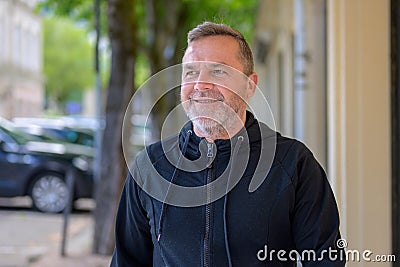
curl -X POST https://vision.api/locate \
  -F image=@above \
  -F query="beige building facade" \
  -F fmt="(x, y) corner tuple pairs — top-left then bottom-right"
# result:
(0, 0), (43, 119)
(254, 0), (392, 266)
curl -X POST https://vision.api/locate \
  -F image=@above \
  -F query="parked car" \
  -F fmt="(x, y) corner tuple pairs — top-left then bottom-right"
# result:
(14, 124), (94, 147)
(0, 118), (94, 213)
(12, 117), (95, 147)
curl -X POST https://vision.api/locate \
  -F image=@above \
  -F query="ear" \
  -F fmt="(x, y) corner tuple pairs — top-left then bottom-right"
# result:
(246, 72), (258, 98)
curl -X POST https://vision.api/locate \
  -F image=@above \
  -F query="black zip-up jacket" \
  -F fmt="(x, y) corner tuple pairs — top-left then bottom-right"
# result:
(111, 112), (345, 266)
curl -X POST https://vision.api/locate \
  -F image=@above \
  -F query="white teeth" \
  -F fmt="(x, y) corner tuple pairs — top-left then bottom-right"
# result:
(193, 99), (219, 103)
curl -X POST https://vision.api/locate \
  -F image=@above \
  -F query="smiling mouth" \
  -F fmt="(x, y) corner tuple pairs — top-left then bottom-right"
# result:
(191, 98), (222, 103)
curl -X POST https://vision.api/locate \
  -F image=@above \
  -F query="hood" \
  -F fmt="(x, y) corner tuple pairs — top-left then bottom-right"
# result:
(179, 111), (275, 158)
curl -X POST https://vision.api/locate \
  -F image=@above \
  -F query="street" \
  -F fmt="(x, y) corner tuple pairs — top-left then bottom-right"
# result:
(0, 197), (109, 267)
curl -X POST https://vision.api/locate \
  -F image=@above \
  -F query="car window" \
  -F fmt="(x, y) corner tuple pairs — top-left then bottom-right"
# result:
(0, 121), (42, 144)
(0, 125), (30, 144)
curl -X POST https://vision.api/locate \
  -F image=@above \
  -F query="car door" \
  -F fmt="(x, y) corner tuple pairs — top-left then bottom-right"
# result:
(0, 136), (32, 197)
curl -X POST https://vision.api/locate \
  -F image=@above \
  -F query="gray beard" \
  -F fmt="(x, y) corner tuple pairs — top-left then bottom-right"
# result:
(191, 117), (228, 138)
(185, 101), (242, 139)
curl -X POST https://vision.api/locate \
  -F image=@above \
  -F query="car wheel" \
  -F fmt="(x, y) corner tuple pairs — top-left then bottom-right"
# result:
(30, 173), (70, 213)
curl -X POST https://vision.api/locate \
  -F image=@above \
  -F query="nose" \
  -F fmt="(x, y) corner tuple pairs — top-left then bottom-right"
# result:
(194, 71), (213, 91)
(194, 81), (213, 91)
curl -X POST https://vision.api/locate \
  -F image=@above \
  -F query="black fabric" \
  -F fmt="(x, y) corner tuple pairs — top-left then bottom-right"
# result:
(110, 111), (346, 267)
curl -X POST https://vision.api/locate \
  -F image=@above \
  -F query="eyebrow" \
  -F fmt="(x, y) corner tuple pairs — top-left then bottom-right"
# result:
(207, 63), (228, 68)
(182, 63), (199, 70)
(183, 62), (230, 70)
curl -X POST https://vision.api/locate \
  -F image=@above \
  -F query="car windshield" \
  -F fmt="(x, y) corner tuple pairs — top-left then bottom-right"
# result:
(0, 118), (42, 144)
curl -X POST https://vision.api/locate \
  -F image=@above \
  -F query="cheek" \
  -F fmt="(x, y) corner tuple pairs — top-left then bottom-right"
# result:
(180, 84), (193, 101)
(219, 87), (247, 103)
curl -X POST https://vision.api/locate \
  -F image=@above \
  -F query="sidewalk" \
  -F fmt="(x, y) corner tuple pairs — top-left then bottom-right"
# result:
(30, 253), (111, 267)
(0, 198), (112, 267)
(28, 237), (112, 267)
(29, 214), (112, 267)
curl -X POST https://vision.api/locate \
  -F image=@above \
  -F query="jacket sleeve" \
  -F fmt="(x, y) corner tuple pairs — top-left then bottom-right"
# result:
(110, 172), (153, 267)
(291, 145), (346, 266)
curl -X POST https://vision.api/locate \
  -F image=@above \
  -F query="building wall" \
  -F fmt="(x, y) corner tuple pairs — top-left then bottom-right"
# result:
(252, 0), (294, 137)
(0, 0), (43, 119)
(255, 0), (392, 265)
(253, 0), (327, 168)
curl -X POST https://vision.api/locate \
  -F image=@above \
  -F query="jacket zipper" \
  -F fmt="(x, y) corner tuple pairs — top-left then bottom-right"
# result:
(204, 142), (214, 267)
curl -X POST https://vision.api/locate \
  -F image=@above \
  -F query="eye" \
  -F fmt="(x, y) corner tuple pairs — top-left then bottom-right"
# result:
(184, 70), (199, 78)
(212, 69), (227, 76)
(187, 70), (198, 76)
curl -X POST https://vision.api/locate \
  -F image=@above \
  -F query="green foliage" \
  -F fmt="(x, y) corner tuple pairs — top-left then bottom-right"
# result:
(180, 0), (259, 41)
(39, 0), (258, 91)
(43, 17), (94, 107)
(37, 0), (108, 34)
(135, 54), (151, 88)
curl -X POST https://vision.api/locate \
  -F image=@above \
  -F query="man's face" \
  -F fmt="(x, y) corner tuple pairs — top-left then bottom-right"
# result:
(181, 36), (257, 137)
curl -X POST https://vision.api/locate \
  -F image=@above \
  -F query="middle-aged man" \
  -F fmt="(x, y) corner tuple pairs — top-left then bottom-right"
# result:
(111, 22), (345, 266)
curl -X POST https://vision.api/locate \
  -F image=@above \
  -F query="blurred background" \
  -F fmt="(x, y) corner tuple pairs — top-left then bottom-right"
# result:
(0, 0), (398, 266)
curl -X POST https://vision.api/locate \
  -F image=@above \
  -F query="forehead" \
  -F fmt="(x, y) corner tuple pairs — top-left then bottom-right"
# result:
(183, 36), (243, 71)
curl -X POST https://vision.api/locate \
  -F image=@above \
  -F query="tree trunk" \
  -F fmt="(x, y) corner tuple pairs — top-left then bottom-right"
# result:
(92, 0), (137, 255)
(144, 0), (185, 140)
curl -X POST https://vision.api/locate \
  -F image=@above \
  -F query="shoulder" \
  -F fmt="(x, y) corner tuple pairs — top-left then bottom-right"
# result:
(141, 133), (179, 163)
(273, 133), (319, 179)
(276, 134), (312, 161)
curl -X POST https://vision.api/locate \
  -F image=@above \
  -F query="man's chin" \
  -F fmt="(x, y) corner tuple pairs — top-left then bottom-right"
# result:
(192, 117), (224, 132)
(192, 117), (220, 126)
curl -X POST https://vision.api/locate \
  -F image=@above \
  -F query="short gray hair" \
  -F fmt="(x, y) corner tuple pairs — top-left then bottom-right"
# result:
(187, 22), (254, 75)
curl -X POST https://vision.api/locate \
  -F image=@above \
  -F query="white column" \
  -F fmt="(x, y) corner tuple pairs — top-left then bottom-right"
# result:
(327, 0), (391, 265)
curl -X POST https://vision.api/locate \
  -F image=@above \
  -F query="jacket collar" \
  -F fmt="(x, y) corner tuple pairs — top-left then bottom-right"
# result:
(179, 111), (261, 159)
